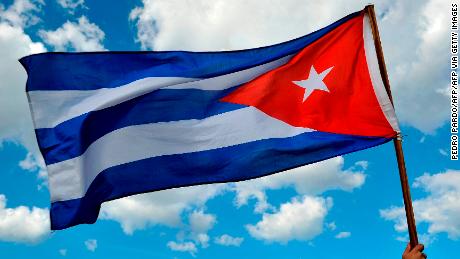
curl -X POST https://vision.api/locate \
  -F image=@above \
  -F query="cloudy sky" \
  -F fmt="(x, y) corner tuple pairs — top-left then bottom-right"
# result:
(0, 0), (458, 258)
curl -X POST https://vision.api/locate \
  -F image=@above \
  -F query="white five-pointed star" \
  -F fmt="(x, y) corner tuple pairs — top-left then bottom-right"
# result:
(292, 65), (334, 102)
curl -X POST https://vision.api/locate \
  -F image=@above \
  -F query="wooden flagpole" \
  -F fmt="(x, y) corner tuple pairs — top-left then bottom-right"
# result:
(364, 5), (419, 247)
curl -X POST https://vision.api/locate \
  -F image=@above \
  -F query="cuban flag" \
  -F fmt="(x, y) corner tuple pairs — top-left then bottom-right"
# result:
(21, 9), (399, 230)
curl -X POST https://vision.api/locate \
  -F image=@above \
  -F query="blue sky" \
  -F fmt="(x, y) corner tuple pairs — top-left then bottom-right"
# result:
(0, 0), (458, 258)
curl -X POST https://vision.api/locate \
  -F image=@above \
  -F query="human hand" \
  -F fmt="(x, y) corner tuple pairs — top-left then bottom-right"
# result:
(402, 243), (427, 259)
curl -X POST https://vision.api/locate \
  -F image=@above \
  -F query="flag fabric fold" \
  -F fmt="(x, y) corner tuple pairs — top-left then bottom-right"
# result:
(20, 9), (399, 230)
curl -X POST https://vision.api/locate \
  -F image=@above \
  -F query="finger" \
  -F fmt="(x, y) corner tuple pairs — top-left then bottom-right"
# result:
(403, 243), (411, 253)
(412, 244), (424, 252)
(422, 252), (427, 258)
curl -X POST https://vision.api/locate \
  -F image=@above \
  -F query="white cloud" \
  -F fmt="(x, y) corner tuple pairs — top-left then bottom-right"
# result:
(438, 149), (448, 157)
(129, 0), (449, 134)
(100, 184), (225, 235)
(396, 232), (437, 246)
(380, 206), (407, 233)
(246, 195), (332, 243)
(129, 0), (360, 51)
(383, 0), (450, 133)
(381, 170), (460, 241)
(326, 221), (337, 231)
(0, 1), (47, 189)
(39, 16), (105, 51)
(165, 210), (216, 253)
(59, 249), (67, 256)
(0, 194), (50, 243)
(84, 239), (97, 252)
(195, 233), (210, 248)
(395, 235), (408, 243)
(335, 231), (351, 239)
(188, 210), (216, 248)
(167, 241), (197, 255)
(354, 161), (369, 170)
(189, 210), (216, 234)
(19, 152), (44, 171)
(214, 234), (244, 247)
(56, 0), (85, 14)
(0, 18), (45, 154)
(19, 152), (48, 189)
(0, 0), (43, 28)
(232, 158), (365, 244)
(233, 157), (365, 213)
(98, 159), (361, 247)
(419, 136), (426, 143)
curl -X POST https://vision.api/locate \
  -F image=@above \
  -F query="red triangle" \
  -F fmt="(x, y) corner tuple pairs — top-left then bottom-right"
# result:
(221, 14), (396, 138)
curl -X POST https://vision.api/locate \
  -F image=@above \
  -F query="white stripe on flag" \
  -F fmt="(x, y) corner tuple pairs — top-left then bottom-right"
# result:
(363, 14), (400, 133)
(28, 55), (294, 129)
(47, 107), (312, 202)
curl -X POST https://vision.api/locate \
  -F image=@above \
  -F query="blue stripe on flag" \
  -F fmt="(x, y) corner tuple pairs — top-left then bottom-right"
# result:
(20, 12), (360, 91)
(36, 88), (246, 165)
(49, 130), (390, 230)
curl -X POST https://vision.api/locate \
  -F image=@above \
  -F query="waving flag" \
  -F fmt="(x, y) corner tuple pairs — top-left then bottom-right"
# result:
(21, 9), (399, 230)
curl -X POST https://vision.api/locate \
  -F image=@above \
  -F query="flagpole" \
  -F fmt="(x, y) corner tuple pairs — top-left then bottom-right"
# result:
(364, 5), (419, 247)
